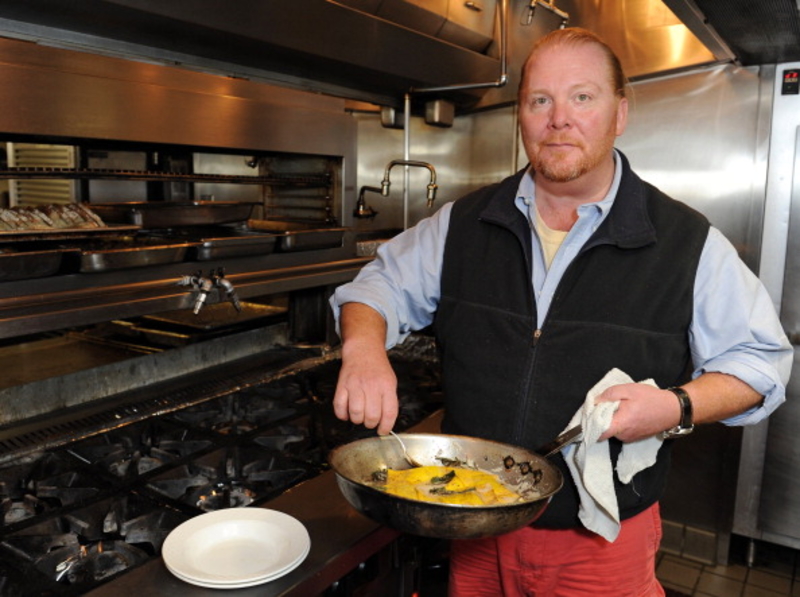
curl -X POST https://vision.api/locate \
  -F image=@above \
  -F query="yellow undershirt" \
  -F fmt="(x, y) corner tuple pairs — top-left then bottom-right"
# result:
(534, 206), (568, 269)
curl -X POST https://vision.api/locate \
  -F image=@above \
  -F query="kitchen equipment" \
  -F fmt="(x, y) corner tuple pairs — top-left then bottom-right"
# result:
(328, 433), (563, 539)
(90, 202), (257, 228)
(142, 226), (279, 260)
(0, 246), (73, 280)
(69, 236), (193, 272)
(0, 345), (443, 595)
(246, 221), (347, 252)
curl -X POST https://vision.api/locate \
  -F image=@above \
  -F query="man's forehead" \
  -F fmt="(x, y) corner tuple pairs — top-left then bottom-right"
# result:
(523, 43), (614, 87)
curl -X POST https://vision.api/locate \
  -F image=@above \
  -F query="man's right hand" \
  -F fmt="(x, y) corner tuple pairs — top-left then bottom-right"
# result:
(332, 303), (399, 435)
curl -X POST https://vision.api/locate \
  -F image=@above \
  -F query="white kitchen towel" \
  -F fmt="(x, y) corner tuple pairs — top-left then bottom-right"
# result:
(561, 368), (664, 542)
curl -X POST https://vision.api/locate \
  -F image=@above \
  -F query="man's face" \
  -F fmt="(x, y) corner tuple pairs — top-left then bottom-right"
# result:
(519, 42), (628, 184)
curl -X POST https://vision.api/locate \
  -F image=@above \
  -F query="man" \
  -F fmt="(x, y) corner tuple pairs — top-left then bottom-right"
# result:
(330, 28), (791, 596)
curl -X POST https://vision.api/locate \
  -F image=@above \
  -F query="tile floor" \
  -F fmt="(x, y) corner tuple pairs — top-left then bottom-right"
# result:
(657, 536), (800, 597)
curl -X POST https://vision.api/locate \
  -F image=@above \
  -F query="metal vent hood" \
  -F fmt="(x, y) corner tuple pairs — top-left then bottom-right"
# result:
(0, 0), (506, 109)
(0, 0), (795, 116)
(663, 0), (800, 65)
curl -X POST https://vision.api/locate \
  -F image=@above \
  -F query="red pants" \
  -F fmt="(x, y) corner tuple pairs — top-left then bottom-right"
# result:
(448, 502), (665, 597)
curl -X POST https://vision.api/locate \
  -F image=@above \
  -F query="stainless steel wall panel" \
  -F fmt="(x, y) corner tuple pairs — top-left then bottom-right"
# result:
(730, 62), (800, 552)
(349, 104), (518, 231)
(617, 64), (768, 272)
(751, 118), (800, 549)
(613, 64), (772, 561)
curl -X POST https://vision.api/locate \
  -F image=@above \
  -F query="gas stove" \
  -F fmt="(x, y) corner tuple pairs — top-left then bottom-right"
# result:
(0, 339), (442, 596)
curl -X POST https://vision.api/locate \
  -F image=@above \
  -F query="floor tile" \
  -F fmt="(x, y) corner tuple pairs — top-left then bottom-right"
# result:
(748, 569), (793, 594)
(696, 571), (744, 597)
(743, 585), (789, 597)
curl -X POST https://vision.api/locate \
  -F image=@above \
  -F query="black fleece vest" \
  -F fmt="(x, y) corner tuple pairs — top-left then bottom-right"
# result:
(434, 156), (710, 528)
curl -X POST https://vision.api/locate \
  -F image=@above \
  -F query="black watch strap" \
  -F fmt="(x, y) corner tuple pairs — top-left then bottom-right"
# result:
(661, 387), (694, 439)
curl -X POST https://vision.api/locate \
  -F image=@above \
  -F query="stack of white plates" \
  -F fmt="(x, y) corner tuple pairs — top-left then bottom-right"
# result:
(162, 508), (311, 589)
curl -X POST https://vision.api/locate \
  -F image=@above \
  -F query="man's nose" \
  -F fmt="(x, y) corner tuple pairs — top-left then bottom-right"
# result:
(549, 101), (571, 128)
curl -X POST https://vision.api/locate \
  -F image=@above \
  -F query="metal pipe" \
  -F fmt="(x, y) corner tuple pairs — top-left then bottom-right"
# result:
(404, 93), (411, 229)
(526, 0), (570, 28)
(383, 0), (510, 229)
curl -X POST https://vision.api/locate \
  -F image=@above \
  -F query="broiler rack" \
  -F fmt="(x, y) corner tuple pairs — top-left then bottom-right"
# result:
(0, 167), (331, 186)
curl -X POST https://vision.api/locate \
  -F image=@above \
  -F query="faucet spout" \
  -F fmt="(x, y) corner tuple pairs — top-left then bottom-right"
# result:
(213, 268), (241, 312)
(354, 186), (381, 219)
(381, 159), (438, 208)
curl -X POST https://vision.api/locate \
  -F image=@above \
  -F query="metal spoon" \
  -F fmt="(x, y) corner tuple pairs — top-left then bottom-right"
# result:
(389, 431), (423, 468)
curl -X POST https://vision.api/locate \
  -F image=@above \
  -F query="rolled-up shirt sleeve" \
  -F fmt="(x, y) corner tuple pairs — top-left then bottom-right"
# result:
(690, 227), (793, 425)
(330, 202), (452, 349)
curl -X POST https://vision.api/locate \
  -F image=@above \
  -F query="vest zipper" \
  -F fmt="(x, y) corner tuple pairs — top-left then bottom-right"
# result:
(533, 328), (542, 345)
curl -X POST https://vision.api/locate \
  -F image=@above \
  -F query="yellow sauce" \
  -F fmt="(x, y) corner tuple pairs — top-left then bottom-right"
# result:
(376, 465), (522, 506)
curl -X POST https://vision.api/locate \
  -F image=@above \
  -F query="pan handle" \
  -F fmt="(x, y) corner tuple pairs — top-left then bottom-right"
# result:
(535, 424), (583, 458)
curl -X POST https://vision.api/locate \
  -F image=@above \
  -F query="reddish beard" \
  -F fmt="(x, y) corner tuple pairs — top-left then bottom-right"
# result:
(529, 136), (614, 183)
(531, 141), (588, 182)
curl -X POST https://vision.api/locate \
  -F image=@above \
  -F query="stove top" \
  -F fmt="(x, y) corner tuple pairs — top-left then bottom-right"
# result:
(0, 342), (442, 595)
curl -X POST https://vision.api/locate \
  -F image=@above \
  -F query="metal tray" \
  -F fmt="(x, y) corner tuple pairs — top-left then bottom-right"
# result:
(276, 228), (346, 252)
(69, 237), (193, 273)
(141, 302), (287, 333)
(91, 202), (257, 228)
(0, 247), (70, 281)
(0, 224), (139, 243)
(143, 227), (279, 260)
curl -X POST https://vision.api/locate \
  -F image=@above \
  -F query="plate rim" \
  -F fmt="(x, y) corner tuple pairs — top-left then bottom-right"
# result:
(162, 508), (310, 584)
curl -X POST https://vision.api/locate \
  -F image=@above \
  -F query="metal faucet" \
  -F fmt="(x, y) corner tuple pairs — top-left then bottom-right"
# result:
(178, 271), (215, 314)
(213, 268), (242, 312)
(381, 159), (438, 208)
(353, 185), (381, 219)
(177, 268), (241, 314)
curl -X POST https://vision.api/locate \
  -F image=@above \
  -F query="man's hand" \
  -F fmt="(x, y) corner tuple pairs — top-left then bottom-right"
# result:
(595, 372), (763, 442)
(332, 303), (399, 435)
(594, 383), (680, 442)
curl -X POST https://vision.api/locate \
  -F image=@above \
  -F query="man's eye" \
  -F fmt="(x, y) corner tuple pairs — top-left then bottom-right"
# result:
(576, 93), (591, 102)
(532, 97), (549, 106)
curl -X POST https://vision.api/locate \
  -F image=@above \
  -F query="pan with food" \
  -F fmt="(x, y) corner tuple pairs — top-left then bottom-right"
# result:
(328, 433), (564, 539)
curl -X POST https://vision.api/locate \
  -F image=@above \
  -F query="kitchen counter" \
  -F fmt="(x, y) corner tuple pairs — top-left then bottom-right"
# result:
(85, 409), (444, 596)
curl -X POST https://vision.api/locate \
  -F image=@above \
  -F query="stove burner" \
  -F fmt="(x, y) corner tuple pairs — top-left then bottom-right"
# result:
(0, 495), (187, 589)
(50, 540), (150, 584)
(67, 420), (214, 481)
(189, 482), (257, 511)
(146, 445), (311, 511)
(0, 452), (106, 527)
(170, 387), (304, 435)
(253, 423), (309, 453)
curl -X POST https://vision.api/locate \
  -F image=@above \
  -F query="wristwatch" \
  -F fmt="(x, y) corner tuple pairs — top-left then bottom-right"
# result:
(661, 387), (694, 439)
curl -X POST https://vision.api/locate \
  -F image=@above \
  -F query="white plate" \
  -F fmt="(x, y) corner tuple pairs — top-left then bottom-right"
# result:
(162, 508), (310, 586)
(166, 543), (311, 589)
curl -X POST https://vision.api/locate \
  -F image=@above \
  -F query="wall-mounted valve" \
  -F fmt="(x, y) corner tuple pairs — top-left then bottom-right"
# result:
(213, 268), (242, 313)
(178, 267), (241, 314)
(353, 186), (381, 219)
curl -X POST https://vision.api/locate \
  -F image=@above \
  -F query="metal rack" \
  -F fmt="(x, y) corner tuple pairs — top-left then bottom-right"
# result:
(0, 167), (331, 187)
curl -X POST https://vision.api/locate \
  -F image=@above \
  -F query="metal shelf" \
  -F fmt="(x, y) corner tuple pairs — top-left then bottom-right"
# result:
(0, 239), (369, 340)
(0, 167), (332, 186)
